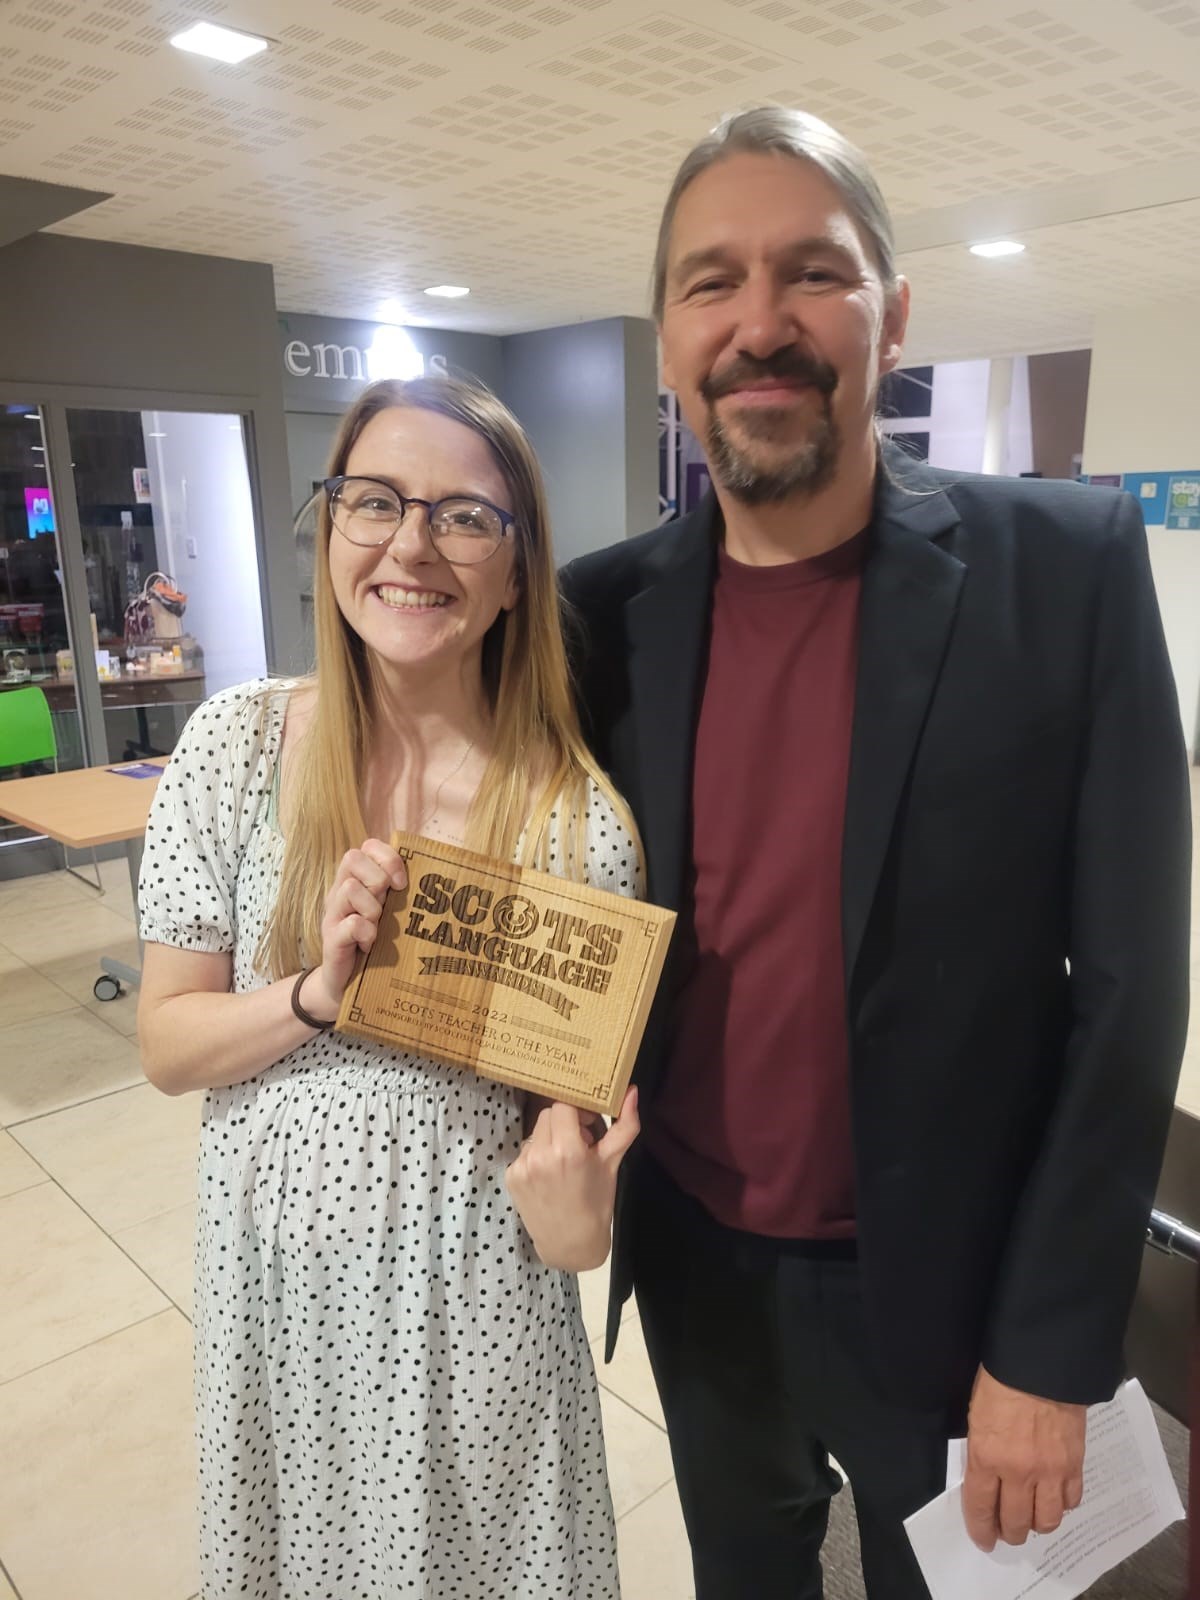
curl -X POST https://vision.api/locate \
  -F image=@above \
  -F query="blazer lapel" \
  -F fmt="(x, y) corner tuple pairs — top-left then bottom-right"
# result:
(625, 498), (718, 910)
(843, 463), (966, 989)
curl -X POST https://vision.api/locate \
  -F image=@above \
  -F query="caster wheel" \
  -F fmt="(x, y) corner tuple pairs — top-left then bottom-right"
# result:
(94, 975), (123, 1002)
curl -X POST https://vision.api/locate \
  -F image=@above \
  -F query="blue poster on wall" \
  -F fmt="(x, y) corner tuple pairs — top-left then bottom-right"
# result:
(1079, 471), (1200, 527)
(1121, 473), (1171, 526)
(1165, 474), (1200, 530)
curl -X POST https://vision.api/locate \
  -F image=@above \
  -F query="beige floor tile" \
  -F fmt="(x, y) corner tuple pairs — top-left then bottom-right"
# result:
(13, 1081), (200, 1233)
(34, 941), (143, 1037)
(0, 1008), (145, 1126)
(96, 854), (137, 919)
(600, 1387), (675, 1520)
(93, 987), (141, 1038)
(0, 1128), (45, 1198)
(594, 1311), (666, 1430)
(115, 1201), (196, 1319)
(0, 896), (137, 969)
(617, 1478), (694, 1600)
(0, 1310), (197, 1600)
(577, 1257), (638, 1344)
(0, 943), (79, 1029)
(578, 1258), (611, 1342)
(0, 1182), (168, 1383)
(0, 866), (93, 918)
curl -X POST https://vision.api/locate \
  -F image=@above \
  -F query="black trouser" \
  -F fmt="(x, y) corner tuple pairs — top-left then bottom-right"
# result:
(631, 1157), (945, 1600)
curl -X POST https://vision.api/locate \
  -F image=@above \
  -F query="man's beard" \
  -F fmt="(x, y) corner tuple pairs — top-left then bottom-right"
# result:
(701, 350), (841, 506)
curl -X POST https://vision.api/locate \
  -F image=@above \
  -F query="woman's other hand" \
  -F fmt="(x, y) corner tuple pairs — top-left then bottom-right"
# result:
(305, 840), (408, 1020)
(505, 1088), (641, 1271)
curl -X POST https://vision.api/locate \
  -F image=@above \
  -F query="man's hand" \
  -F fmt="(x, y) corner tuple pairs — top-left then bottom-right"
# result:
(963, 1366), (1086, 1550)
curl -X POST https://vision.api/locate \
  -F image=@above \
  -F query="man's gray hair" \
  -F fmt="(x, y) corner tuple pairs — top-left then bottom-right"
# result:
(651, 106), (898, 322)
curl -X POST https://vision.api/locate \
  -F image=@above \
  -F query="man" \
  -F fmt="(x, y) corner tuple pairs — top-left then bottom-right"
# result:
(561, 107), (1192, 1600)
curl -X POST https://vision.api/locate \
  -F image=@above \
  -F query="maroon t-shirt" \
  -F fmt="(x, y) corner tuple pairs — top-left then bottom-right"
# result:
(645, 530), (867, 1239)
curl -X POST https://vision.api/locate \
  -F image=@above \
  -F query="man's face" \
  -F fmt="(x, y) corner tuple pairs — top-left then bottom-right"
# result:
(659, 150), (908, 506)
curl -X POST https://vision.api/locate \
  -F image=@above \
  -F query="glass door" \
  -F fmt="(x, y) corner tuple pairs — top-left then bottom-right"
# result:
(0, 403), (86, 774)
(65, 407), (268, 763)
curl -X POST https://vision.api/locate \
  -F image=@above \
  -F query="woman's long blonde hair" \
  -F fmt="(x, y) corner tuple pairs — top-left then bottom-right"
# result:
(259, 373), (640, 978)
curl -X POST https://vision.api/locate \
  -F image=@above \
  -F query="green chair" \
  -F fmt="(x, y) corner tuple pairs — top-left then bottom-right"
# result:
(0, 685), (101, 889)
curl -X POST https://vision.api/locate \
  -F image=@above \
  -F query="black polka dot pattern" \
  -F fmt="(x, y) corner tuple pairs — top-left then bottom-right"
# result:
(138, 681), (641, 1599)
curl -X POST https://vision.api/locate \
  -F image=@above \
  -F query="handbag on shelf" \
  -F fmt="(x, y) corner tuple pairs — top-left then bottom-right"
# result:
(124, 571), (187, 645)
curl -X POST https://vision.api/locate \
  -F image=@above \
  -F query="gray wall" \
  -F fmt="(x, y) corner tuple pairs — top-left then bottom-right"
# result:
(621, 320), (660, 541)
(277, 311), (505, 414)
(501, 316), (659, 564)
(0, 232), (303, 673)
(286, 411), (340, 521)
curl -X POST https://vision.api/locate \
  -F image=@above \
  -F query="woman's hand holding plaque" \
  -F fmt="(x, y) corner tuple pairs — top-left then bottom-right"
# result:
(505, 1089), (641, 1271)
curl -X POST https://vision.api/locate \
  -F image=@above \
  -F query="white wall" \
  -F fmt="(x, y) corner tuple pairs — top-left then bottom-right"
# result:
(1083, 299), (1200, 756)
(143, 410), (268, 694)
(882, 357), (1033, 475)
(927, 358), (991, 472)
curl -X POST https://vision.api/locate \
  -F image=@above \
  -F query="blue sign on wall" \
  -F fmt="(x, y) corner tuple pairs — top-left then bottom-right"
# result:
(1165, 474), (1200, 530)
(1079, 470), (1200, 528)
(1120, 473), (1171, 527)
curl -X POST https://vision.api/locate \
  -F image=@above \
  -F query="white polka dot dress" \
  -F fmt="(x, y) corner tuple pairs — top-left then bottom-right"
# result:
(138, 681), (640, 1600)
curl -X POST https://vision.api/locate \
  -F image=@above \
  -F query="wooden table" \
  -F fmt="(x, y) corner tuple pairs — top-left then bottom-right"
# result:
(0, 758), (165, 996)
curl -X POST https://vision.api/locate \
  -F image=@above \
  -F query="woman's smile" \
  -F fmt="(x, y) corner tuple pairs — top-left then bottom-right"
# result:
(372, 582), (454, 611)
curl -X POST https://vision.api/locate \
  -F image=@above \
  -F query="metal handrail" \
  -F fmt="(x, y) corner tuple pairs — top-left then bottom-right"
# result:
(1146, 1208), (1200, 1264)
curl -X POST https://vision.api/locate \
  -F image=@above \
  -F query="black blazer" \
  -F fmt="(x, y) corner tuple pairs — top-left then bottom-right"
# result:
(561, 450), (1192, 1426)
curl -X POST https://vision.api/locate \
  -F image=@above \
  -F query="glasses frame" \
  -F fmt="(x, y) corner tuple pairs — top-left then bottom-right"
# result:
(323, 474), (516, 565)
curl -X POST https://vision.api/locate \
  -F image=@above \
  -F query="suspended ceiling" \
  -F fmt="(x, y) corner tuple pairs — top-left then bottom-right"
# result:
(1, 0), (1199, 361)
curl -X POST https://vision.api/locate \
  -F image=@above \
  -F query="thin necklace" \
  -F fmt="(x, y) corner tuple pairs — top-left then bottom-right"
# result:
(415, 739), (476, 836)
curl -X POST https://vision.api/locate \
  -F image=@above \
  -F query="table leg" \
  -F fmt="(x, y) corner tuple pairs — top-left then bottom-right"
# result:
(96, 836), (143, 996)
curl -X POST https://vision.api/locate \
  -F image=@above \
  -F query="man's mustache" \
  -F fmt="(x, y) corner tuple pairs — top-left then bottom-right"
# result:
(701, 350), (838, 403)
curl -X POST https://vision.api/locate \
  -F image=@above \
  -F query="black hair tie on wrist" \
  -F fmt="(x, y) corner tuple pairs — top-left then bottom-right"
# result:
(292, 968), (335, 1031)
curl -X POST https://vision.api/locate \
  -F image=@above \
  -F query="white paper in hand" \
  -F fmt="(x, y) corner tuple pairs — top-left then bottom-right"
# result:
(904, 1380), (1183, 1600)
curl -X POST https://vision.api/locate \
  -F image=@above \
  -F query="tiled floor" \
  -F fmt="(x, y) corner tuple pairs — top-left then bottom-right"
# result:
(2, 769), (1197, 1600)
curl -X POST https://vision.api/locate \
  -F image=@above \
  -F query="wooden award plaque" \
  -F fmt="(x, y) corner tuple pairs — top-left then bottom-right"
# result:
(336, 832), (676, 1115)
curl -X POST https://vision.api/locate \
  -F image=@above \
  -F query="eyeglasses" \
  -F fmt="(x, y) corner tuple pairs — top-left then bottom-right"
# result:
(324, 475), (516, 566)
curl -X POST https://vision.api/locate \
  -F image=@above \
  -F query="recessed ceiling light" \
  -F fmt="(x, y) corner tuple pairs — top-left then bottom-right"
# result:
(423, 285), (470, 299)
(31, 445), (44, 452)
(969, 240), (1026, 259)
(23, 413), (39, 420)
(148, 431), (167, 438)
(170, 21), (269, 64)
(377, 298), (407, 322)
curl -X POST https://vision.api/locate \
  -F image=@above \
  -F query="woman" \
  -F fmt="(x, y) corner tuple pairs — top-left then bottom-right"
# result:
(137, 374), (642, 1599)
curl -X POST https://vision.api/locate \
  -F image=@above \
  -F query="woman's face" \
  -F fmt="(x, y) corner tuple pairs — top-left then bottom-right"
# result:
(329, 406), (520, 683)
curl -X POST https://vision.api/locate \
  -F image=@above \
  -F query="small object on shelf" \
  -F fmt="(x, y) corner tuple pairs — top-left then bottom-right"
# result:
(148, 647), (184, 676)
(3, 648), (31, 683)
